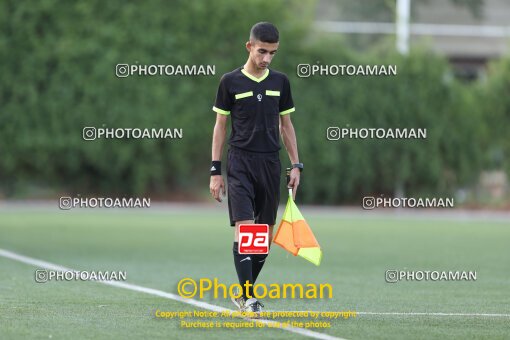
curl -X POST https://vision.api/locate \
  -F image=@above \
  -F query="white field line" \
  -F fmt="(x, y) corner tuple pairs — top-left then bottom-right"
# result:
(358, 311), (510, 317)
(0, 248), (344, 340)
(274, 311), (510, 318)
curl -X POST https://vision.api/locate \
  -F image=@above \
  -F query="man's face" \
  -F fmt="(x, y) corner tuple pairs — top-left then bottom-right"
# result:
(246, 39), (279, 70)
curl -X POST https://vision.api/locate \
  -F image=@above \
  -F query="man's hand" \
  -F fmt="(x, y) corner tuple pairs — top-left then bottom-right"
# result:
(287, 168), (300, 200)
(210, 175), (225, 202)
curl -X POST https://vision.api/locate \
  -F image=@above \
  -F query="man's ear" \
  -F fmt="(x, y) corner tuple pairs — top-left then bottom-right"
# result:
(245, 41), (251, 53)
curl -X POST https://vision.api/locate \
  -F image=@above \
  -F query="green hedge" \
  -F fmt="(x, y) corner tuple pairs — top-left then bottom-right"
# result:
(279, 42), (485, 203)
(481, 58), (510, 174)
(0, 0), (503, 203)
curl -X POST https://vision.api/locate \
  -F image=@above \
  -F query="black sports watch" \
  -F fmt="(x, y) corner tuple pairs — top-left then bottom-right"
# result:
(292, 163), (304, 172)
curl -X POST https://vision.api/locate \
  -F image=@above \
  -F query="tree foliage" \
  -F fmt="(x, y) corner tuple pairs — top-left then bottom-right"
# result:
(0, 0), (502, 204)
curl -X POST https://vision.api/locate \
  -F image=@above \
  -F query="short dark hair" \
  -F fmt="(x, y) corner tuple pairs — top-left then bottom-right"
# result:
(250, 22), (279, 43)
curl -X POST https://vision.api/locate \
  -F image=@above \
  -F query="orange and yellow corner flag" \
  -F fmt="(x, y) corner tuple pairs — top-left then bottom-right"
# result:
(273, 189), (322, 266)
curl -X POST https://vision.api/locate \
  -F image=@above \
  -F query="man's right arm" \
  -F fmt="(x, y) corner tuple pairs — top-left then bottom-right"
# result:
(210, 113), (228, 202)
(212, 113), (228, 161)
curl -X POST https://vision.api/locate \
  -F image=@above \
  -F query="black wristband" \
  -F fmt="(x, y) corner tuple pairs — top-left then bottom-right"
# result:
(210, 161), (221, 176)
(292, 163), (304, 172)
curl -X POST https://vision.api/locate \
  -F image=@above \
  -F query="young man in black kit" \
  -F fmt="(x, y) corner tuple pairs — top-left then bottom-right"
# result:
(209, 22), (303, 314)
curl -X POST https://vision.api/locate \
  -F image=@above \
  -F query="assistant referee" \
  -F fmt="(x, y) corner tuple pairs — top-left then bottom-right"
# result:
(209, 22), (303, 314)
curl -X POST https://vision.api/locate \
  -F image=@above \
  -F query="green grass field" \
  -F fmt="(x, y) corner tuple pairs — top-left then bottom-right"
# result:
(1, 206), (509, 339)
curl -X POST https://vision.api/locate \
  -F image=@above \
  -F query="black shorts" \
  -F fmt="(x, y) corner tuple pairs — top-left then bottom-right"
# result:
(227, 147), (281, 227)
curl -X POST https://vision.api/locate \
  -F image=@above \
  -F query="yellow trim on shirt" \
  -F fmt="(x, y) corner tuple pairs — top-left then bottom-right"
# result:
(241, 68), (269, 83)
(279, 107), (295, 115)
(235, 91), (254, 100)
(265, 90), (280, 96)
(212, 106), (230, 115)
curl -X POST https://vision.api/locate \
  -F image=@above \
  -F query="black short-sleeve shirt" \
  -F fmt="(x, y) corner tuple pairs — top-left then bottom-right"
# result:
(212, 67), (295, 153)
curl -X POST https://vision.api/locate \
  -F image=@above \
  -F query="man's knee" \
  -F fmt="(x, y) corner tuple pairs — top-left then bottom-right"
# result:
(234, 220), (255, 241)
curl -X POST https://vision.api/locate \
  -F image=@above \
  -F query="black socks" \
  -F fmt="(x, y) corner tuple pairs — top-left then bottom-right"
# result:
(233, 242), (269, 299)
(233, 242), (253, 298)
(251, 253), (268, 283)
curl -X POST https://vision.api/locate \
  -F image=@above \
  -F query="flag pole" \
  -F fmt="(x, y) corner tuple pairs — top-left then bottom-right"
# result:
(286, 167), (293, 199)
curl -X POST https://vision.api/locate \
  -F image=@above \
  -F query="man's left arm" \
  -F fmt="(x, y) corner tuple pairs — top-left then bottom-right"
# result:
(280, 114), (300, 199)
